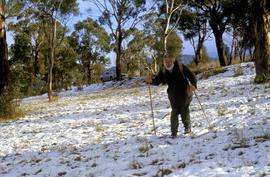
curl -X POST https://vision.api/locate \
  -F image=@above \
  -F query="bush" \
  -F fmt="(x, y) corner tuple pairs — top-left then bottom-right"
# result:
(0, 87), (23, 120)
(200, 67), (226, 79)
(234, 66), (243, 77)
(188, 60), (220, 75)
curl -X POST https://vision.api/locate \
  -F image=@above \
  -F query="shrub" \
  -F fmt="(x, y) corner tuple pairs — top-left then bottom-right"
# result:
(234, 66), (243, 77)
(0, 87), (24, 120)
(201, 67), (226, 79)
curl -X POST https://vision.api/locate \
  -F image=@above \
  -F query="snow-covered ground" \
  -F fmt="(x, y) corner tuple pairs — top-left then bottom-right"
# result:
(0, 62), (269, 177)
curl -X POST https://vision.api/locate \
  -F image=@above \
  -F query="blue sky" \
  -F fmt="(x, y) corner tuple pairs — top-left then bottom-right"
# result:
(7, 0), (222, 64)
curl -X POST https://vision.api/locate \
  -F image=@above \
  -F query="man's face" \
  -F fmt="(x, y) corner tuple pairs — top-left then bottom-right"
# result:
(164, 57), (174, 71)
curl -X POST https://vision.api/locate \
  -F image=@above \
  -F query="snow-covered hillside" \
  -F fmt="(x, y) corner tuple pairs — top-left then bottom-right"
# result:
(0, 62), (269, 177)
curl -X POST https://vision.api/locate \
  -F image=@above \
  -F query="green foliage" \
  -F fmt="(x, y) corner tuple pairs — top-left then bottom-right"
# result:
(10, 21), (47, 97)
(97, 0), (146, 28)
(0, 88), (15, 118)
(122, 30), (149, 77)
(142, 8), (183, 67)
(72, 17), (110, 84)
(143, 12), (163, 54)
(4, 0), (25, 18)
(9, 18), (81, 97)
(53, 38), (79, 91)
(0, 87), (23, 120)
(10, 30), (32, 64)
(74, 17), (111, 53)
(152, 30), (183, 64)
(27, 0), (79, 16)
(166, 31), (183, 59)
(178, 8), (207, 40)
(201, 45), (211, 63)
(93, 0), (147, 79)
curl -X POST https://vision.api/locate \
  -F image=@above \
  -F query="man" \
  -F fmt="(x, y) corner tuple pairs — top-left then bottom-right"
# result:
(145, 54), (197, 138)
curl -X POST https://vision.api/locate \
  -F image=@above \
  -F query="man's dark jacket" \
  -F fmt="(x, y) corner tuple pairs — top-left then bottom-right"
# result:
(152, 61), (197, 109)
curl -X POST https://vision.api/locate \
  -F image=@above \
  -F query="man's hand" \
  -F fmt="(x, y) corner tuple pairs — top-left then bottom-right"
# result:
(145, 74), (153, 84)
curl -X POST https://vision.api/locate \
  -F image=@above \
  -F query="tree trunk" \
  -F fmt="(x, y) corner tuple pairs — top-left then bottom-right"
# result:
(209, 9), (228, 67)
(116, 48), (121, 81)
(115, 27), (122, 81)
(164, 34), (168, 55)
(87, 62), (92, 84)
(253, 0), (270, 83)
(195, 39), (204, 65)
(243, 50), (246, 62)
(48, 18), (56, 101)
(0, 1), (9, 95)
(228, 31), (235, 65)
(194, 19), (207, 65)
(213, 31), (227, 66)
(233, 40), (239, 62)
(33, 46), (39, 77)
(47, 0), (63, 100)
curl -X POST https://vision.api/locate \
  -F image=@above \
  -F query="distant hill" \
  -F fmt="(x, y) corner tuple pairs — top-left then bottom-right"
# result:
(181, 54), (194, 65)
(181, 54), (218, 65)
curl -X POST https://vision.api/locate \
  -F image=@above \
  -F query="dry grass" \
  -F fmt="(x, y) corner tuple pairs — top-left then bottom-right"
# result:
(153, 168), (173, 177)
(234, 66), (244, 77)
(0, 109), (26, 123)
(95, 124), (106, 132)
(129, 160), (143, 169)
(217, 104), (226, 116)
(200, 67), (226, 79)
(188, 61), (227, 79)
(0, 88), (26, 121)
(49, 95), (60, 102)
(188, 61), (220, 74)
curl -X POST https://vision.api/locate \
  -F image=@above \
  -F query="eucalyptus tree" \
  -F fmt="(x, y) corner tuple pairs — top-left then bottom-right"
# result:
(10, 19), (79, 96)
(53, 36), (78, 90)
(73, 17), (111, 84)
(231, 0), (270, 82)
(161, 0), (186, 55)
(193, 0), (233, 66)
(88, 0), (147, 80)
(249, 0), (270, 83)
(142, 9), (183, 70)
(26, 0), (78, 101)
(213, 0), (270, 82)
(10, 22), (36, 96)
(121, 30), (151, 76)
(0, 0), (24, 95)
(10, 21), (46, 77)
(178, 7), (210, 65)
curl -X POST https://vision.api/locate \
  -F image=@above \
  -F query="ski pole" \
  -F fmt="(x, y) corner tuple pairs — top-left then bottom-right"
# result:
(193, 90), (214, 130)
(148, 82), (157, 135)
(145, 64), (157, 135)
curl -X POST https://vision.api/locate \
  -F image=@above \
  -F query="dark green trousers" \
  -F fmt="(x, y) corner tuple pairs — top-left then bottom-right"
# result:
(170, 106), (191, 136)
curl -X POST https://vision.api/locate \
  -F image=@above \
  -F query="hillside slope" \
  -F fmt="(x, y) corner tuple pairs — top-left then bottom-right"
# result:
(0, 62), (269, 177)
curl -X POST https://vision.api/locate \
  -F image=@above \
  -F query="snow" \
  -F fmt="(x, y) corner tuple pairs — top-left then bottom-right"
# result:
(0, 62), (270, 177)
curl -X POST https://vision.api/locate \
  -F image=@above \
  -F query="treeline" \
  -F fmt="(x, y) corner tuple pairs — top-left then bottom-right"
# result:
(0, 0), (270, 117)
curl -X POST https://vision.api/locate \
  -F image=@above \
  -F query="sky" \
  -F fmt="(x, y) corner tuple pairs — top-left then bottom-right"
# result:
(6, 0), (221, 65)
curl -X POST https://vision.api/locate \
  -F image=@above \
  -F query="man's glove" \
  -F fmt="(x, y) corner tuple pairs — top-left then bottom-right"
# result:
(144, 74), (153, 84)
